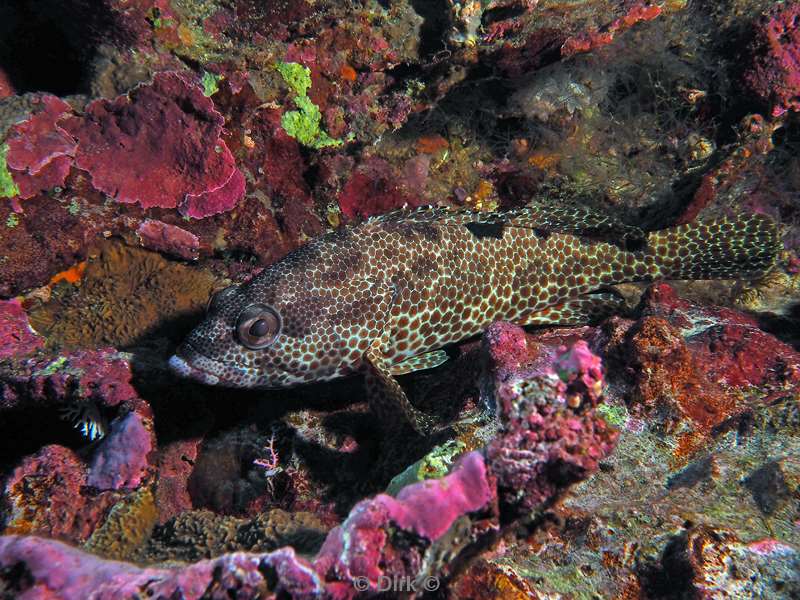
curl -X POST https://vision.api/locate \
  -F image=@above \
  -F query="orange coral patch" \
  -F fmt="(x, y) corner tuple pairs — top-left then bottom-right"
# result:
(415, 135), (449, 154)
(50, 261), (87, 285)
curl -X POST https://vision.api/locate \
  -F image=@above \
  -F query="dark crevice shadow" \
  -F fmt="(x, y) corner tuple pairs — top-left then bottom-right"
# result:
(0, 0), (116, 95)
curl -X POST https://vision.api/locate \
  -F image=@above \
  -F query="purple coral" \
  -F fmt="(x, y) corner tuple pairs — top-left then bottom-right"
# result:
(88, 409), (155, 491)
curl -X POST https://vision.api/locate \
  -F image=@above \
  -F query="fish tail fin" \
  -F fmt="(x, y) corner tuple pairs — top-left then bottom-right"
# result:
(647, 213), (781, 281)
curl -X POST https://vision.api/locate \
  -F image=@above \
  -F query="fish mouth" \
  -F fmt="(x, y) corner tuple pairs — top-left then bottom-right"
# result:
(168, 354), (220, 385)
(168, 343), (222, 386)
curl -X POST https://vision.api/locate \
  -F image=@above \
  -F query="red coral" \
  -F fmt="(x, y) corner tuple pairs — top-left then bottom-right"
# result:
(4, 95), (76, 199)
(561, 3), (662, 58)
(601, 283), (800, 461)
(154, 437), (203, 524)
(0, 68), (14, 100)
(1, 445), (115, 543)
(0, 349), (138, 411)
(61, 71), (244, 217)
(106, 0), (181, 48)
(337, 158), (426, 221)
(0, 299), (43, 360)
(744, 2), (800, 116)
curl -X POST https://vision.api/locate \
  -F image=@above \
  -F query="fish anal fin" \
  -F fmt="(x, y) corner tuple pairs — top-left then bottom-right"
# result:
(389, 350), (449, 376)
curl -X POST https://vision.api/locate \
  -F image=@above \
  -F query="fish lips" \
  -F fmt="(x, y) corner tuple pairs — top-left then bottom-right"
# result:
(168, 345), (221, 386)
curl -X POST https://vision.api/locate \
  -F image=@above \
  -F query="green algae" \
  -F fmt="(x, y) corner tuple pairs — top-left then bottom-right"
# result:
(386, 439), (466, 496)
(277, 62), (312, 97)
(0, 144), (20, 199)
(597, 403), (629, 428)
(5, 213), (19, 228)
(201, 71), (222, 97)
(277, 62), (342, 150)
(35, 356), (68, 377)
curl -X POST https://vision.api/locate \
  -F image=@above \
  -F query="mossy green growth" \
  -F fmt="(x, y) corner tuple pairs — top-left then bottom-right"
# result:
(67, 199), (80, 215)
(597, 403), (629, 429)
(35, 356), (68, 376)
(0, 144), (20, 199)
(6, 212), (19, 228)
(201, 71), (222, 97)
(276, 61), (311, 97)
(277, 62), (342, 150)
(386, 439), (467, 496)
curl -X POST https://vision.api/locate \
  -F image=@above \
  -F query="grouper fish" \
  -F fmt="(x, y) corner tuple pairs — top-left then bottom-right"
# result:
(169, 205), (780, 432)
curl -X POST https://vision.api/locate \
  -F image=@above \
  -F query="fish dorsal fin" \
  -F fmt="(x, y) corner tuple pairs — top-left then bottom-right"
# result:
(366, 202), (645, 246)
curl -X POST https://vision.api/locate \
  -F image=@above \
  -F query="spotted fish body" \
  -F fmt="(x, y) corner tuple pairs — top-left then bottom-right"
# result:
(170, 205), (779, 426)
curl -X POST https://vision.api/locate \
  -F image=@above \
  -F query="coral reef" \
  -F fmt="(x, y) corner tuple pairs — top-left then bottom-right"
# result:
(62, 71), (245, 217)
(27, 241), (218, 349)
(3, 95), (75, 201)
(0, 336), (617, 596)
(744, 1), (800, 116)
(0, 0), (798, 596)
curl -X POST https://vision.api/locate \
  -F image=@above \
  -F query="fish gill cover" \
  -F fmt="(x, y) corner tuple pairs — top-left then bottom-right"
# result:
(0, 0), (799, 598)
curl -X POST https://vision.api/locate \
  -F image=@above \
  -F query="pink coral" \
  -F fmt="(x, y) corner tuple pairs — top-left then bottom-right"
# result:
(61, 71), (244, 217)
(314, 452), (493, 587)
(4, 95), (76, 199)
(485, 327), (618, 515)
(0, 333), (622, 597)
(136, 219), (200, 260)
(744, 2), (800, 116)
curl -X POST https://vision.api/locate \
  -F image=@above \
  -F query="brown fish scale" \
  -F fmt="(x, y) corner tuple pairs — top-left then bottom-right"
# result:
(176, 206), (780, 433)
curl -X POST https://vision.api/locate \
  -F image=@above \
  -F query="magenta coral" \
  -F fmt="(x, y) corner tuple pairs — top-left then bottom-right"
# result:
(485, 326), (618, 515)
(744, 2), (800, 116)
(314, 451), (493, 587)
(61, 71), (244, 217)
(0, 336), (620, 598)
(4, 95), (76, 199)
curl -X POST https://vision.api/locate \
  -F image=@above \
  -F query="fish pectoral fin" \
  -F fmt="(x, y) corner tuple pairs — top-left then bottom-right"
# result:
(518, 291), (627, 327)
(364, 342), (437, 435)
(389, 350), (449, 376)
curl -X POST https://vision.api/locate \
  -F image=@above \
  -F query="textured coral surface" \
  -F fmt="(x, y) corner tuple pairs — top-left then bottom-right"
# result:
(1, 0), (799, 598)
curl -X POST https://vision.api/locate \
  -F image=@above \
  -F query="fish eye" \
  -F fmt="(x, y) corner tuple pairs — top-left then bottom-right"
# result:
(207, 285), (237, 312)
(236, 304), (281, 349)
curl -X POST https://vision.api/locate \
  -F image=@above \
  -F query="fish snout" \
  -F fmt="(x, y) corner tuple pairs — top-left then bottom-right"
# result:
(168, 345), (221, 385)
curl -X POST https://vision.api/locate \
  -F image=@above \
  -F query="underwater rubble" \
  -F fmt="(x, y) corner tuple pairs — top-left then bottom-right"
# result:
(0, 0), (799, 598)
